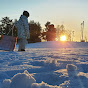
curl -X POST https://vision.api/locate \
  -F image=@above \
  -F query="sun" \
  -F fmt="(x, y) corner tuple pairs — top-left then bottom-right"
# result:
(60, 35), (67, 41)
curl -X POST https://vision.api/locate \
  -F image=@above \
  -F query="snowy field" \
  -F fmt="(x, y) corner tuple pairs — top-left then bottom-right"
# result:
(0, 41), (88, 88)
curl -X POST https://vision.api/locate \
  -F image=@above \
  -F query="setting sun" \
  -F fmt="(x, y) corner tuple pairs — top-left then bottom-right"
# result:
(60, 35), (67, 41)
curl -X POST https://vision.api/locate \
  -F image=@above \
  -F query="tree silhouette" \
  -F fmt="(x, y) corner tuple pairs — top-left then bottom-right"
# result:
(56, 25), (72, 41)
(42, 22), (56, 41)
(0, 17), (13, 35)
(29, 20), (42, 43)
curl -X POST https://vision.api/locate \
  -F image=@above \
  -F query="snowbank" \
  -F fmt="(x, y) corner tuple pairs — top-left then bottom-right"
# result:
(1, 70), (36, 88)
(26, 41), (88, 48)
(1, 70), (59, 88)
(32, 81), (58, 88)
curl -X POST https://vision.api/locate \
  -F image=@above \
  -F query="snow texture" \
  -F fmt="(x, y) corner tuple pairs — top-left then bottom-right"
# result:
(9, 70), (36, 88)
(0, 41), (88, 88)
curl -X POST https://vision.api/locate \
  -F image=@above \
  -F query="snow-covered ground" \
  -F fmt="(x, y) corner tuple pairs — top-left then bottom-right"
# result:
(0, 41), (88, 88)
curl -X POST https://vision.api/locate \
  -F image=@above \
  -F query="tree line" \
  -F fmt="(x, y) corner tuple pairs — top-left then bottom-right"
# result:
(0, 17), (73, 43)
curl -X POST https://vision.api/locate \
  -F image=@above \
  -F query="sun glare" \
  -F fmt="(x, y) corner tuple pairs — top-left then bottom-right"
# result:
(60, 35), (66, 41)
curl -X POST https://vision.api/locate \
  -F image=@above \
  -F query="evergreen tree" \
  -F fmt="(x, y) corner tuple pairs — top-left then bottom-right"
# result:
(42, 22), (56, 41)
(0, 17), (13, 35)
(29, 20), (42, 43)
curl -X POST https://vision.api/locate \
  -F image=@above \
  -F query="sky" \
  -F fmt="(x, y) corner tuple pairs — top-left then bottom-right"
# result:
(0, 0), (88, 41)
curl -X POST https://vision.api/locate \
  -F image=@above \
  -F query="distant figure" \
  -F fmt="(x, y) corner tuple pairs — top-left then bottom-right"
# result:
(15, 11), (30, 51)
(46, 24), (56, 41)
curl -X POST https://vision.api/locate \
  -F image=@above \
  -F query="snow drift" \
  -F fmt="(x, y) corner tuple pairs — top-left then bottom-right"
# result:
(26, 41), (88, 48)
(0, 41), (88, 88)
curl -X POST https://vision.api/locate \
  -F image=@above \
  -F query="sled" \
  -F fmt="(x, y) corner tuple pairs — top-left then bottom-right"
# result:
(0, 26), (17, 51)
(0, 35), (17, 51)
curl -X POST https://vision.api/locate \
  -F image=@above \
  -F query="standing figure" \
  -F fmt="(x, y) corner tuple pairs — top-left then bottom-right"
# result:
(15, 11), (30, 51)
(46, 24), (56, 41)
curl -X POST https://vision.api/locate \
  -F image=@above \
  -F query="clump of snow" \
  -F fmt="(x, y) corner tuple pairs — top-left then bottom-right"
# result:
(77, 72), (88, 87)
(1, 79), (11, 88)
(52, 60), (58, 64)
(66, 64), (78, 77)
(1, 70), (61, 88)
(9, 70), (36, 88)
(59, 81), (70, 88)
(31, 59), (59, 68)
(32, 81), (58, 88)
(77, 72), (88, 78)
(66, 64), (77, 71)
(45, 59), (58, 67)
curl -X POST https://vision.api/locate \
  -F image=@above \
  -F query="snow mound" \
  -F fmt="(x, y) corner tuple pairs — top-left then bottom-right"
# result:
(1, 70), (60, 88)
(10, 70), (36, 88)
(31, 59), (59, 68)
(45, 59), (58, 66)
(66, 64), (78, 77)
(2, 79), (11, 88)
(66, 64), (77, 71)
(26, 41), (88, 48)
(32, 81), (58, 88)
(77, 72), (88, 78)
(59, 81), (70, 88)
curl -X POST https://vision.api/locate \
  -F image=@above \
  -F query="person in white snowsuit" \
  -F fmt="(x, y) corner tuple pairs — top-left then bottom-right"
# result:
(15, 11), (30, 51)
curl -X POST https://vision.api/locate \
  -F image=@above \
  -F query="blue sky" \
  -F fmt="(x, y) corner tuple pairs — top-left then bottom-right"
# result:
(0, 0), (88, 41)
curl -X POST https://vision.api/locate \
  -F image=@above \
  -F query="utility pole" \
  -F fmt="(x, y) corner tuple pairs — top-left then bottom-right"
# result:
(72, 31), (74, 41)
(81, 21), (85, 42)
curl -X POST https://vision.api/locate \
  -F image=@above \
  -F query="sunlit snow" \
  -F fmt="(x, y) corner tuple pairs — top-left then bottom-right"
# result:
(0, 41), (88, 88)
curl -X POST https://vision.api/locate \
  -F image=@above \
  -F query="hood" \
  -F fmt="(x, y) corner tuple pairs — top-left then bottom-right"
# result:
(20, 15), (27, 20)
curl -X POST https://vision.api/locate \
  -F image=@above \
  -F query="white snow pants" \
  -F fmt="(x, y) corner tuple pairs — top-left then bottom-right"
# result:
(18, 38), (27, 50)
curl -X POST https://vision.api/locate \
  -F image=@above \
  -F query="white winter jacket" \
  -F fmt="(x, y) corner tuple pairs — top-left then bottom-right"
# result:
(15, 15), (30, 39)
